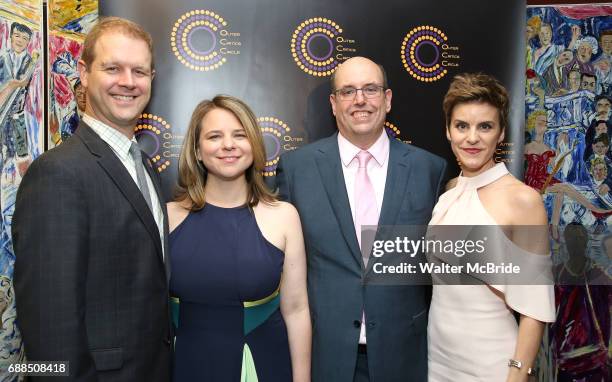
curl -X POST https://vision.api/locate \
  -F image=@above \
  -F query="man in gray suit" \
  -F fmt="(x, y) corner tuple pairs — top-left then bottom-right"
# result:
(276, 56), (447, 381)
(13, 17), (171, 381)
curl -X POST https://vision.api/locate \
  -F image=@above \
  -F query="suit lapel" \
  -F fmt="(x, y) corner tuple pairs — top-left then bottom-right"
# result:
(314, 135), (362, 266)
(142, 154), (171, 282)
(378, 139), (412, 228)
(75, 123), (164, 262)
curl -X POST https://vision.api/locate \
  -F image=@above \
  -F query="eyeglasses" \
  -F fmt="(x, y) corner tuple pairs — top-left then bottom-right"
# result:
(334, 85), (385, 101)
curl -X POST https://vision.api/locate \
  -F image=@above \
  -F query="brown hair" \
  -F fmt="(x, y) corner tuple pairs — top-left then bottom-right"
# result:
(175, 95), (277, 210)
(81, 16), (154, 70)
(442, 73), (509, 131)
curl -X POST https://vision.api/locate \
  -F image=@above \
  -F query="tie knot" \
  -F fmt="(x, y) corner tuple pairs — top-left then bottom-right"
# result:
(356, 150), (373, 168)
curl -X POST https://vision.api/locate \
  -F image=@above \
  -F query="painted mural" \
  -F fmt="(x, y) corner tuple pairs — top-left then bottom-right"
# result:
(526, 5), (612, 382)
(48, 0), (96, 148)
(0, 1), (43, 379)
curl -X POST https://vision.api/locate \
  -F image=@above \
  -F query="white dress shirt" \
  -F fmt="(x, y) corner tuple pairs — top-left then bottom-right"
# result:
(337, 129), (390, 345)
(83, 114), (165, 259)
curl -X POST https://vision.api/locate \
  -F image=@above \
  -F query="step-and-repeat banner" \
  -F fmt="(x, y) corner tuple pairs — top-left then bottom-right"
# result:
(100, 0), (526, 197)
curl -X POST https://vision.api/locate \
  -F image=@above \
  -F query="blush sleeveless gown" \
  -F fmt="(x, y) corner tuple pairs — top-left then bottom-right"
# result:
(427, 163), (555, 381)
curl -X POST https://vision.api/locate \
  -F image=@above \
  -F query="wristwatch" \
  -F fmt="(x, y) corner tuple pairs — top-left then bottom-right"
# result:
(508, 359), (535, 376)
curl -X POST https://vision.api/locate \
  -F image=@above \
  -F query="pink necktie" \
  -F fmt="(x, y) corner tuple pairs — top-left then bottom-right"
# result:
(354, 150), (379, 265)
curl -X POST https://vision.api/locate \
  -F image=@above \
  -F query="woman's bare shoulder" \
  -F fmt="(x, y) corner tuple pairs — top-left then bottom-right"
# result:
(167, 200), (191, 232)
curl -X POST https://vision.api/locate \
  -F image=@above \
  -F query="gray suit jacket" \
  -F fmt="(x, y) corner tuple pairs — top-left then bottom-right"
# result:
(276, 133), (447, 382)
(13, 122), (172, 381)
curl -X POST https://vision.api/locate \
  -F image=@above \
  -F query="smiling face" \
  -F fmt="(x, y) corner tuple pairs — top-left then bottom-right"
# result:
(197, 108), (253, 182)
(78, 32), (153, 137)
(593, 141), (608, 156)
(10, 29), (30, 54)
(538, 24), (552, 46)
(446, 101), (504, 177)
(330, 57), (391, 149)
(593, 162), (608, 181)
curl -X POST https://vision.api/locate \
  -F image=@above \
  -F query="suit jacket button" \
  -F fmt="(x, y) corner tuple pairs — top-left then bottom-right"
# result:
(164, 337), (172, 346)
(353, 320), (361, 328)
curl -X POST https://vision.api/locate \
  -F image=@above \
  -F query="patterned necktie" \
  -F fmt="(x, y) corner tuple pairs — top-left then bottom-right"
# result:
(129, 141), (154, 213)
(354, 150), (379, 266)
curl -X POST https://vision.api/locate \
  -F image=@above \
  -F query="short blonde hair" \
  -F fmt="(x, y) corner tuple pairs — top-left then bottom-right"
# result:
(175, 95), (277, 210)
(81, 16), (154, 70)
(526, 110), (547, 134)
(527, 16), (542, 35)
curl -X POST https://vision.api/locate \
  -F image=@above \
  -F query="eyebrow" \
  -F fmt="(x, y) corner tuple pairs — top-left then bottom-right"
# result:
(452, 119), (496, 124)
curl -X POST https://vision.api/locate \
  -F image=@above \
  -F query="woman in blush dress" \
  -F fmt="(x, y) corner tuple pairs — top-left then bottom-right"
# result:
(167, 95), (311, 381)
(427, 73), (555, 382)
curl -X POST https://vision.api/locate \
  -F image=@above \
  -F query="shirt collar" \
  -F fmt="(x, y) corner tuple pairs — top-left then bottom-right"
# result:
(338, 128), (389, 168)
(83, 114), (135, 161)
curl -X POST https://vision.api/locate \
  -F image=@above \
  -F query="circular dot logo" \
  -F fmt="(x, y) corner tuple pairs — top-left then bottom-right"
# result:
(171, 10), (228, 71)
(258, 117), (303, 177)
(401, 26), (448, 82)
(135, 114), (172, 173)
(291, 17), (343, 77)
(385, 121), (412, 144)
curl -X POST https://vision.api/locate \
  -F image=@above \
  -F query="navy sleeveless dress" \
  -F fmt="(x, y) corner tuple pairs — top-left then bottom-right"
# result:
(169, 204), (292, 381)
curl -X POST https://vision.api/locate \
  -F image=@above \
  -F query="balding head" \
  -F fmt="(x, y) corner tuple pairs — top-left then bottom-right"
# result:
(330, 57), (388, 92)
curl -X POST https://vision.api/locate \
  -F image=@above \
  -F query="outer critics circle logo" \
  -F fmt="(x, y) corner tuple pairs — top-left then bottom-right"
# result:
(401, 26), (448, 82)
(291, 17), (343, 77)
(258, 117), (304, 176)
(171, 10), (228, 71)
(135, 114), (172, 173)
(385, 121), (412, 144)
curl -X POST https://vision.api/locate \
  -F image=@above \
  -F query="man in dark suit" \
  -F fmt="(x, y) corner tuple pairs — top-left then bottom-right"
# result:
(276, 56), (447, 381)
(12, 17), (171, 381)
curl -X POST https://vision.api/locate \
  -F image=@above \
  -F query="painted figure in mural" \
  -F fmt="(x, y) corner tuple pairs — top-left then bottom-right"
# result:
(0, 22), (34, 161)
(167, 95), (311, 382)
(584, 134), (612, 171)
(542, 49), (574, 96)
(0, 22), (36, 251)
(569, 36), (599, 76)
(585, 119), (612, 160)
(581, 72), (597, 93)
(594, 30), (612, 95)
(526, 7), (612, 380)
(427, 73), (555, 382)
(524, 111), (611, 239)
(567, 67), (582, 93)
(276, 56), (447, 382)
(12, 17), (172, 381)
(50, 49), (86, 145)
(532, 23), (579, 76)
(526, 15), (542, 72)
(552, 223), (610, 382)
(524, 110), (562, 190)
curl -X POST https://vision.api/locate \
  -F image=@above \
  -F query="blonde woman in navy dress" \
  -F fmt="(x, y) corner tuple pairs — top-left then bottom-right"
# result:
(427, 74), (555, 381)
(167, 95), (311, 381)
